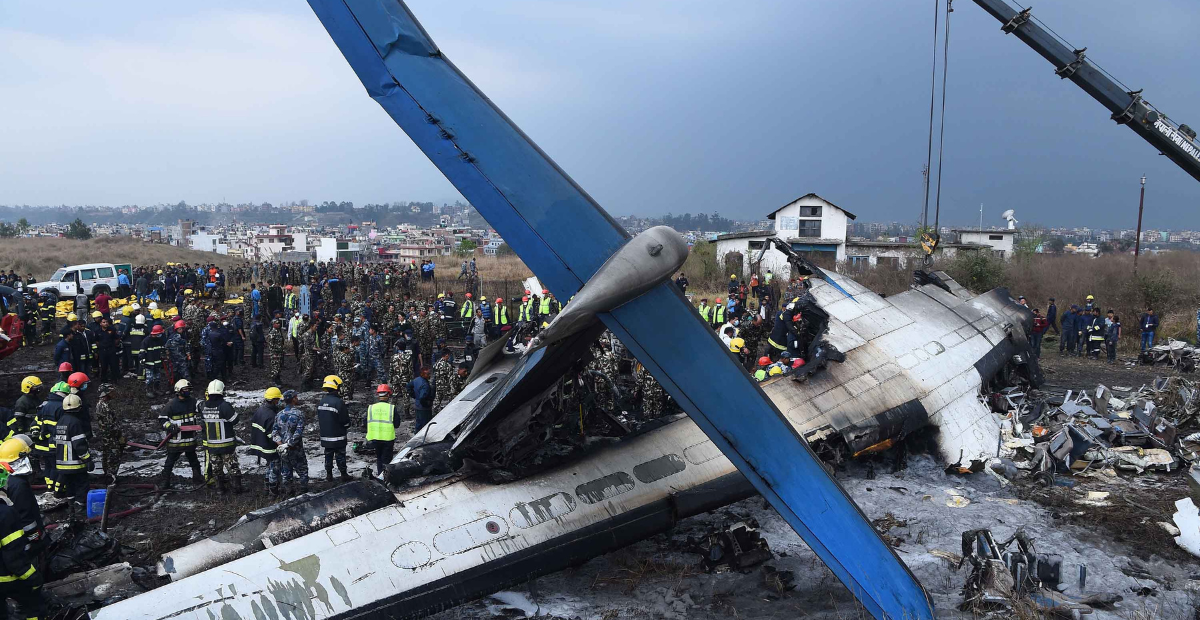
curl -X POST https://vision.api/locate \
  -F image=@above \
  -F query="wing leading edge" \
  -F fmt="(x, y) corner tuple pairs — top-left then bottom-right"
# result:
(307, 1), (934, 617)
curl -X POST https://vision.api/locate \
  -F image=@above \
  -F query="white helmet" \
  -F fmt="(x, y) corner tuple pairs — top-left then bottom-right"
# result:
(135, 314), (145, 325)
(149, 302), (158, 310)
(207, 379), (225, 395)
(174, 379), (191, 393)
(63, 394), (83, 411)
(130, 303), (141, 311)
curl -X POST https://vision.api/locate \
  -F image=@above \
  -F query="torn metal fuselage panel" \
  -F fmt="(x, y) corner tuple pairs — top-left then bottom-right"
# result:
(92, 271), (1039, 620)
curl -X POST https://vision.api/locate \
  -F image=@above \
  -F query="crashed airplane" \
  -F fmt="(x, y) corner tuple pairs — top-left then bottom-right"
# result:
(90, 1), (1041, 618)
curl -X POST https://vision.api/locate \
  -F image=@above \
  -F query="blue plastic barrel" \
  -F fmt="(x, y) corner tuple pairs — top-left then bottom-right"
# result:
(86, 489), (107, 519)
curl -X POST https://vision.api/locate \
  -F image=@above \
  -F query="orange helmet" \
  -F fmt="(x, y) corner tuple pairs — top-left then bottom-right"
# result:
(757, 356), (771, 367)
(58, 362), (73, 373)
(67, 372), (89, 389)
(716, 297), (723, 303)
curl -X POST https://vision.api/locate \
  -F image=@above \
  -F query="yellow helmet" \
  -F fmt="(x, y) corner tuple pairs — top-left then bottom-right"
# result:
(768, 365), (783, 377)
(67, 313), (78, 322)
(0, 436), (31, 463)
(1086, 295), (1094, 301)
(151, 309), (163, 319)
(184, 289), (193, 295)
(166, 307), (179, 317)
(728, 337), (745, 353)
(731, 274), (737, 280)
(91, 311), (102, 318)
(20, 376), (42, 394)
(264, 387), (283, 401)
(322, 375), (343, 390)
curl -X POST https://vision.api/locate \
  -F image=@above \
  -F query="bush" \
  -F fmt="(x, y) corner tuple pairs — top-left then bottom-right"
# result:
(945, 253), (1005, 292)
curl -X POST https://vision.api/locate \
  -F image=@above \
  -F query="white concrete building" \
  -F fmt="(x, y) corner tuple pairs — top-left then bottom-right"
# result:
(714, 193), (856, 278)
(955, 229), (1016, 259)
(189, 230), (229, 255)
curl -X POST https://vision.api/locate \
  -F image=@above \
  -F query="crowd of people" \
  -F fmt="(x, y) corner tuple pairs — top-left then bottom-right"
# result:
(1018, 294), (1159, 364)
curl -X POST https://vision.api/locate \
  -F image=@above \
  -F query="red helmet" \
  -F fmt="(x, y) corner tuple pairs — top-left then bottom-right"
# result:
(524, 289), (531, 295)
(174, 320), (187, 330)
(67, 372), (89, 389)
(757, 356), (771, 367)
(151, 325), (165, 335)
(495, 298), (503, 304)
(465, 293), (472, 299)
(522, 296), (529, 302)
(58, 362), (74, 373)
(376, 384), (393, 396)
(716, 297), (723, 303)
(541, 289), (549, 295)
(286, 285), (293, 290)
(792, 313), (803, 322)
(792, 358), (806, 368)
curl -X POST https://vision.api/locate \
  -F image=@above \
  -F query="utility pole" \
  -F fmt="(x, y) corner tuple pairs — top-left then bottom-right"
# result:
(978, 203), (983, 233)
(1133, 175), (1146, 271)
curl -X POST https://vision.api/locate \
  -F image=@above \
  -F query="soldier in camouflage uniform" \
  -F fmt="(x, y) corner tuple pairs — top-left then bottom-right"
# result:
(637, 365), (667, 419)
(182, 301), (205, 376)
(93, 383), (124, 481)
(432, 351), (454, 412)
(365, 326), (388, 385)
(449, 362), (470, 400)
(738, 315), (766, 371)
(299, 322), (318, 389)
(390, 342), (414, 418)
(166, 320), (191, 384)
(267, 318), (287, 384)
(333, 341), (356, 400)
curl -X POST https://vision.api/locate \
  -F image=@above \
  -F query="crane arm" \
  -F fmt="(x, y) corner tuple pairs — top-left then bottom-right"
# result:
(973, 0), (1200, 183)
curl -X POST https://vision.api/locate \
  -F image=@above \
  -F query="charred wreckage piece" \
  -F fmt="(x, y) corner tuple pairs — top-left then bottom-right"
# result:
(93, 254), (1042, 619)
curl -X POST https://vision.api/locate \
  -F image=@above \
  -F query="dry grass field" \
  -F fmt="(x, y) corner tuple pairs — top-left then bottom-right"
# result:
(0, 236), (247, 280)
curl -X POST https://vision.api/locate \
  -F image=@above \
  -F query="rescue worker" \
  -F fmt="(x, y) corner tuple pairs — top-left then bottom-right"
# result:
(636, 365), (666, 418)
(317, 376), (352, 482)
(55, 394), (93, 520)
(1085, 307), (1106, 359)
(432, 350), (454, 412)
(95, 316), (120, 383)
(267, 317), (286, 384)
(492, 298), (509, 341)
(390, 342), (414, 419)
(141, 323), (166, 394)
(333, 341), (356, 400)
(199, 380), (242, 494)
(13, 377), (42, 436)
(753, 356), (771, 382)
(409, 366), (433, 433)
(366, 384), (398, 476)
(38, 294), (55, 345)
(93, 383), (123, 481)
(271, 391), (308, 493)
(710, 297), (727, 330)
(299, 321), (318, 390)
(538, 290), (560, 321)
(248, 387), (283, 495)
(1060, 305), (1078, 356)
(31, 382), (69, 491)
(0, 435), (45, 556)
(127, 314), (147, 377)
(158, 380), (203, 489)
(0, 451), (45, 619)
(459, 293), (475, 321)
(166, 319), (191, 384)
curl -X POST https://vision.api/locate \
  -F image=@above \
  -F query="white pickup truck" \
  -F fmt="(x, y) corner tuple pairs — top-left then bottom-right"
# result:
(29, 262), (132, 301)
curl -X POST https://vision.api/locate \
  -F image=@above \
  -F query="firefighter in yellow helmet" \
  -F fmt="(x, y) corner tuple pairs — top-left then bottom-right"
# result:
(317, 376), (352, 482)
(55, 393), (93, 520)
(0, 433), (45, 618)
(13, 377), (42, 435)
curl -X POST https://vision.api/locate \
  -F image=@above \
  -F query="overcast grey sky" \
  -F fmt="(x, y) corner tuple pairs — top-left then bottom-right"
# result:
(2, 0), (1198, 229)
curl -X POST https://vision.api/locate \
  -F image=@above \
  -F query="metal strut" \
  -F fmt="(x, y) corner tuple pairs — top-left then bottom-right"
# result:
(1054, 48), (1087, 79)
(1000, 6), (1031, 34)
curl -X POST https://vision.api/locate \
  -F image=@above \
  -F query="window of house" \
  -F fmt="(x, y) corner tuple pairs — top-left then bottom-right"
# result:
(97, 267), (114, 278)
(989, 234), (1004, 241)
(849, 255), (870, 271)
(748, 240), (765, 250)
(79, 269), (97, 280)
(796, 220), (822, 238)
(800, 206), (822, 217)
(877, 256), (901, 270)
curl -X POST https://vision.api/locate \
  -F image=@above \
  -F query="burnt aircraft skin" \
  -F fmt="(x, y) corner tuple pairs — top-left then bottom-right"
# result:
(92, 271), (1040, 620)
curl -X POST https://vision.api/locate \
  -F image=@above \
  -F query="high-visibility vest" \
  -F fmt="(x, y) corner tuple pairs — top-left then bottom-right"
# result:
(460, 302), (474, 319)
(366, 402), (396, 442)
(284, 293), (297, 309)
(711, 305), (726, 325)
(518, 302), (533, 322)
(539, 298), (552, 315)
(764, 273), (773, 284)
(698, 305), (711, 321)
(496, 305), (509, 326)
(754, 369), (767, 382)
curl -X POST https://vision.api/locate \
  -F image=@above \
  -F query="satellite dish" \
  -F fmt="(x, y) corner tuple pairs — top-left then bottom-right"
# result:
(1001, 209), (1018, 230)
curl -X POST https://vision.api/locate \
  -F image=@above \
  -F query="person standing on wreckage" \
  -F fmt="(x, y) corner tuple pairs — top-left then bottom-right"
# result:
(248, 388), (283, 496)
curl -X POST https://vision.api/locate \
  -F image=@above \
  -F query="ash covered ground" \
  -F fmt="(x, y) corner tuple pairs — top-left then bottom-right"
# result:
(2, 340), (1199, 619)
